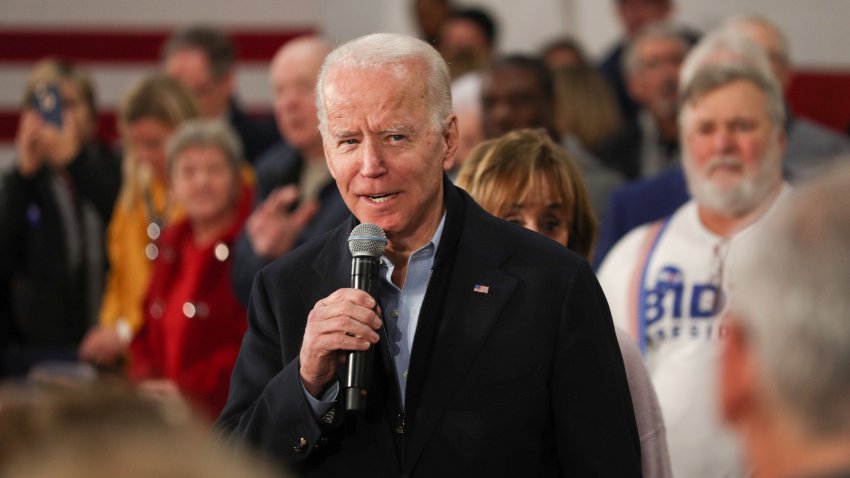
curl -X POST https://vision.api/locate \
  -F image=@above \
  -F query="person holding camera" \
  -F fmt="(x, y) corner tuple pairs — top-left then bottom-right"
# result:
(0, 59), (121, 377)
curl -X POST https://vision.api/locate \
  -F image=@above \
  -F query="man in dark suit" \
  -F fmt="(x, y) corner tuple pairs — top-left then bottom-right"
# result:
(230, 36), (349, 306)
(217, 33), (642, 477)
(598, 0), (699, 125)
(163, 25), (279, 164)
(592, 166), (688, 269)
(594, 23), (690, 181)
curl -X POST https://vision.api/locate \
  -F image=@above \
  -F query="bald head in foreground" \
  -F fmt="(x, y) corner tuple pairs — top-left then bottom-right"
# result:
(217, 33), (642, 477)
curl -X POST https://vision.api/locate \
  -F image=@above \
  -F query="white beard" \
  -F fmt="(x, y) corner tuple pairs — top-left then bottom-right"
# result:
(684, 141), (782, 218)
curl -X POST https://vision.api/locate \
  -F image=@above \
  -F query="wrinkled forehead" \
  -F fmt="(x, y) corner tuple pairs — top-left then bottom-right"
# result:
(635, 36), (686, 59)
(166, 48), (213, 79)
(684, 80), (769, 119)
(484, 65), (543, 93)
(272, 44), (329, 80)
(322, 65), (429, 118)
(323, 61), (422, 93)
(272, 55), (322, 82)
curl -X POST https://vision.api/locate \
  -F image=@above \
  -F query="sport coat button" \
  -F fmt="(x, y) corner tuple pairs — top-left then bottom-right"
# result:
(292, 436), (308, 454)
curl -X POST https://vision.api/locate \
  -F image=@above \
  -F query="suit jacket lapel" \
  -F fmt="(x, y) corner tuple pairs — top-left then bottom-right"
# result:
(311, 217), (353, 299)
(403, 184), (518, 471)
(309, 184), (520, 473)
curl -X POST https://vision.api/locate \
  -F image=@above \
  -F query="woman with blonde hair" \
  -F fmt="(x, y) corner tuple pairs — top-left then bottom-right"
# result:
(78, 74), (198, 368)
(456, 128), (673, 478)
(552, 64), (625, 221)
(456, 128), (597, 257)
(553, 65), (622, 152)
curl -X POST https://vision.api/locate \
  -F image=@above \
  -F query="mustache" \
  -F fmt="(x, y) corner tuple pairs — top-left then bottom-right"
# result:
(704, 155), (744, 173)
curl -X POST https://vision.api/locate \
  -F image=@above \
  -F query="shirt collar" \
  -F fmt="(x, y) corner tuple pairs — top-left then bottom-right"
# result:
(381, 211), (447, 267)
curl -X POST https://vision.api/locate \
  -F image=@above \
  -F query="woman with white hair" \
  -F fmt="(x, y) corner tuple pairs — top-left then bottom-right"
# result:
(128, 119), (254, 420)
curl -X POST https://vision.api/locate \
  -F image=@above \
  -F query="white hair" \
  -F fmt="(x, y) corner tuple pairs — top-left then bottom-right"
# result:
(679, 61), (786, 136)
(722, 13), (790, 66)
(729, 161), (850, 436)
(166, 118), (243, 175)
(679, 26), (774, 95)
(315, 33), (453, 137)
(678, 61), (786, 217)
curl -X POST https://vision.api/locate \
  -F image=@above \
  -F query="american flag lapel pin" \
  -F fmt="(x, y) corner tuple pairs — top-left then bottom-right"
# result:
(473, 283), (490, 294)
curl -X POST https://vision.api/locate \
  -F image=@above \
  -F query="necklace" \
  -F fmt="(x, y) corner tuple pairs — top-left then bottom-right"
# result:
(143, 187), (168, 261)
(708, 239), (730, 315)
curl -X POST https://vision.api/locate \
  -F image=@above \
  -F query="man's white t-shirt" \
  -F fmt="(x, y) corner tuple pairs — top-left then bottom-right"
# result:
(598, 186), (791, 478)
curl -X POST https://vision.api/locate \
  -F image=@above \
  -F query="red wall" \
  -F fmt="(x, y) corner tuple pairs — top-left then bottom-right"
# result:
(788, 71), (850, 133)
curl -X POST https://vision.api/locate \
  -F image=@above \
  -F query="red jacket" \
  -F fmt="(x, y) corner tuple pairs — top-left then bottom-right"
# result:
(130, 184), (253, 419)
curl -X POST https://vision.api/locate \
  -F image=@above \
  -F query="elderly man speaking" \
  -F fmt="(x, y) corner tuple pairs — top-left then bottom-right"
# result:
(217, 33), (641, 477)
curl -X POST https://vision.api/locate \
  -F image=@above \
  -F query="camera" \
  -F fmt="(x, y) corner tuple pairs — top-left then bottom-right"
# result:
(31, 82), (63, 127)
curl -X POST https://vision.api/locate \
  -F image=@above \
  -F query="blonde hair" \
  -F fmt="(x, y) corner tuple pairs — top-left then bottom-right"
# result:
(456, 128), (598, 258)
(552, 65), (622, 150)
(116, 74), (199, 208)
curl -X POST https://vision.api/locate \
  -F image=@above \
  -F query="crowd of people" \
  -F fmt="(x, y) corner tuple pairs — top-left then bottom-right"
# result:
(2, 0), (850, 476)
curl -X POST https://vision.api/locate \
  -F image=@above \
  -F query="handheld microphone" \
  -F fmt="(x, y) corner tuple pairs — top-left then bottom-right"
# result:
(346, 223), (387, 411)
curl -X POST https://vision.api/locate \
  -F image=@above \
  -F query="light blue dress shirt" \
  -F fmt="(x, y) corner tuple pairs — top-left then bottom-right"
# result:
(379, 213), (445, 405)
(304, 213), (446, 415)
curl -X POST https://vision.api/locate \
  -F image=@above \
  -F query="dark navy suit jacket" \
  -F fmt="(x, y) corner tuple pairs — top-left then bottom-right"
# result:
(593, 167), (688, 270)
(218, 180), (643, 477)
(230, 141), (349, 306)
(227, 98), (280, 165)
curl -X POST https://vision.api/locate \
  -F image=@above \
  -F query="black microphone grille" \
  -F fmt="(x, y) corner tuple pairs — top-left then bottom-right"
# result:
(348, 223), (388, 257)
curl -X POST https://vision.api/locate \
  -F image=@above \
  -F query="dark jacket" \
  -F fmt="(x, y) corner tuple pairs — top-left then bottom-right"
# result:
(231, 141), (349, 306)
(0, 144), (120, 354)
(593, 167), (689, 270)
(217, 180), (643, 477)
(228, 98), (281, 165)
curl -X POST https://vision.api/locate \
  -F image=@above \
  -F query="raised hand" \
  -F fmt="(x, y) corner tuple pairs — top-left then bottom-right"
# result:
(246, 185), (320, 259)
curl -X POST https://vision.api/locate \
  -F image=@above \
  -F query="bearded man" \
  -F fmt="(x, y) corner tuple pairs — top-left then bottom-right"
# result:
(598, 60), (790, 478)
